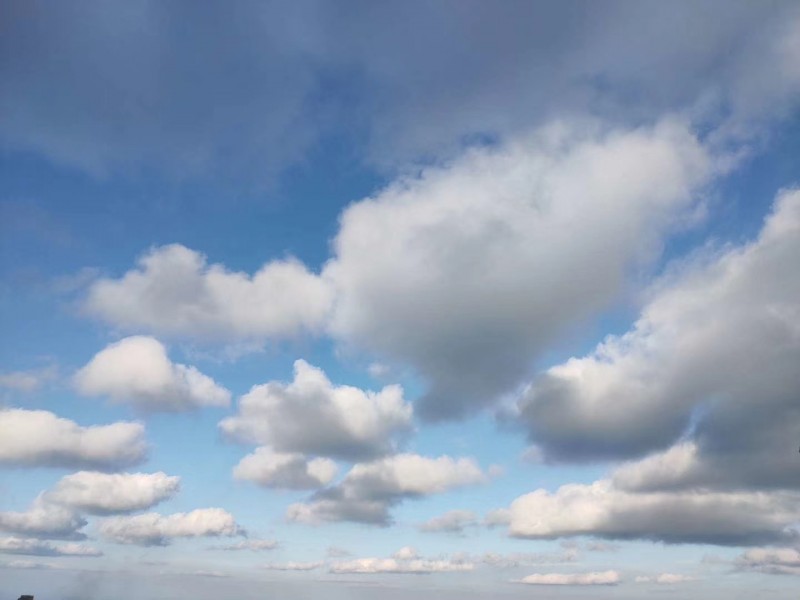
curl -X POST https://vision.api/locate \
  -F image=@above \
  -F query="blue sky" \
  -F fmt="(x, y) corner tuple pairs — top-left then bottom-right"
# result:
(1, 1), (800, 598)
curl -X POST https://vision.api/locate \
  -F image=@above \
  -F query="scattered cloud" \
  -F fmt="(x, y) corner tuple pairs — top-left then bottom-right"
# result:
(736, 547), (800, 576)
(263, 561), (323, 571)
(287, 454), (486, 525)
(220, 360), (412, 461)
(99, 508), (242, 546)
(75, 336), (231, 412)
(0, 501), (86, 540)
(0, 365), (57, 393)
(233, 448), (337, 490)
(330, 549), (473, 575)
(419, 510), (478, 534)
(84, 245), (332, 341)
(0, 537), (101, 557)
(212, 539), (278, 552)
(515, 571), (620, 586)
(635, 573), (695, 584)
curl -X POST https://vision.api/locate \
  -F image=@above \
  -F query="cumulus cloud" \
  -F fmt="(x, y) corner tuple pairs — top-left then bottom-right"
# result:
(74, 336), (230, 412)
(220, 360), (412, 460)
(419, 510), (478, 534)
(515, 571), (620, 586)
(0, 502), (86, 540)
(326, 119), (711, 420)
(99, 508), (242, 546)
(287, 454), (486, 525)
(43, 471), (180, 515)
(635, 573), (695, 584)
(498, 480), (800, 546)
(736, 547), (800, 576)
(330, 549), (473, 575)
(84, 245), (332, 341)
(0, 537), (101, 557)
(518, 189), (800, 478)
(0, 408), (146, 470)
(233, 448), (337, 490)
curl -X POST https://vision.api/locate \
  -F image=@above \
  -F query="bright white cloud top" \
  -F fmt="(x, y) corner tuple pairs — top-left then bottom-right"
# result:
(98, 509), (242, 546)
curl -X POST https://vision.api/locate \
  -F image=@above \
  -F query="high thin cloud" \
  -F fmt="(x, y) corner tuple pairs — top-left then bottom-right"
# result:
(221, 360), (412, 461)
(287, 454), (486, 525)
(0, 366), (57, 393)
(84, 245), (332, 341)
(0, 537), (101, 557)
(0, 409), (146, 470)
(326, 119), (711, 419)
(75, 336), (230, 412)
(99, 508), (242, 546)
(233, 448), (337, 490)
(518, 189), (800, 479)
(43, 471), (180, 515)
(515, 571), (620, 586)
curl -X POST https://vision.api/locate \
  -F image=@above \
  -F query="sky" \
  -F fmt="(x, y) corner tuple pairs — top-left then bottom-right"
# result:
(1, 1), (800, 598)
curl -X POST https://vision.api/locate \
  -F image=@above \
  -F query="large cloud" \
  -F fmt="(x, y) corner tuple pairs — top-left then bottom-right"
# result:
(0, 537), (102, 557)
(75, 336), (230, 412)
(0, 409), (146, 470)
(497, 480), (800, 546)
(0, 502), (86, 541)
(84, 245), (332, 341)
(98, 508), (242, 546)
(518, 189), (800, 476)
(220, 360), (412, 460)
(325, 119), (711, 419)
(287, 454), (486, 525)
(233, 448), (337, 490)
(43, 471), (180, 515)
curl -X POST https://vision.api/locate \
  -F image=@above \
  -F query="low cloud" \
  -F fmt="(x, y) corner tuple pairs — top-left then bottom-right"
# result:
(263, 561), (323, 571)
(0, 501), (86, 540)
(220, 360), (412, 461)
(0, 409), (146, 470)
(515, 571), (620, 586)
(212, 539), (278, 552)
(99, 508), (242, 546)
(0, 537), (101, 557)
(75, 336), (230, 412)
(736, 547), (800, 576)
(233, 448), (337, 490)
(419, 510), (478, 534)
(635, 573), (695, 584)
(330, 548), (473, 575)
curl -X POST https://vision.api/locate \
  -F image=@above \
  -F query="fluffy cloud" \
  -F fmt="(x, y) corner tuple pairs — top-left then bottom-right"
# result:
(498, 480), (800, 546)
(0, 502), (86, 540)
(287, 454), (486, 525)
(0, 537), (101, 557)
(518, 189), (800, 476)
(0, 409), (146, 470)
(330, 549), (472, 575)
(635, 573), (695, 584)
(419, 510), (478, 534)
(43, 471), (180, 515)
(326, 119), (710, 420)
(515, 571), (620, 586)
(233, 448), (337, 490)
(99, 508), (242, 546)
(75, 336), (230, 412)
(220, 360), (412, 460)
(84, 245), (332, 341)
(735, 547), (800, 576)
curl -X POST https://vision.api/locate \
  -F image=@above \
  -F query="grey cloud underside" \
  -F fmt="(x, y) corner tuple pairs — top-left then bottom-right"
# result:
(2, 1), (798, 180)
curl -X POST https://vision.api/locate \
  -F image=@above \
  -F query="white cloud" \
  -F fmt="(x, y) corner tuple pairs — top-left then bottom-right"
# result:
(419, 510), (478, 534)
(212, 539), (278, 552)
(0, 502), (86, 540)
(220, 360), (412, 460)
(325, 119), (711, 420)
(233, 447), (337, 490)
(515, 571), (620, 586)
(0, 408), (146, 470)
(392, 546), (418, 560)
(75, 336), (230, 412)
(330, 557), (473, 575)
(263, 561), (323, 571)
(0, 537), (101, 557)
(84, 244), (333, 341)
(44, 471), (180, 515)
(635, 573), (695, 584)
(736, 547), (800, 576)
(287, 454), (486, 525)
(0, 366), (57, 393)
(518, 189), (800, 470)
(499, 479), (800, 545)
(99, 508), (242, 546)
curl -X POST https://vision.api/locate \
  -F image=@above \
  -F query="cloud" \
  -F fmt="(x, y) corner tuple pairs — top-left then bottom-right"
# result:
(0, 366), (57, 393)
(635, 573), (695, 584)
(0, 501), (86, 541)
(43, 471), (180, 515)
(75, 336), (230, 412)
(84, 245), (332, 342)
(518, 189), (800, 478)
(287, 454), (486, 525)
(1, 559), (58, 570)
(330, 549), (473, 575)
(419, 510), (478, 534)
(233, 447), (337, 490)
(0, 408), (147, 470)
(458, 549), (578, 569)
(212, 539), (278, 552)
(0, 537), (101, 557)
(515, 571), (620, 586)
(220, 360), (412, 461)
(99, 508), (242, 546)
(263, 561), (323, 571)
(498, 480), (800, 546)
(392, 547), (418, 560)
(326, 118), (711, 420)
(736, 547), (800, 576)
